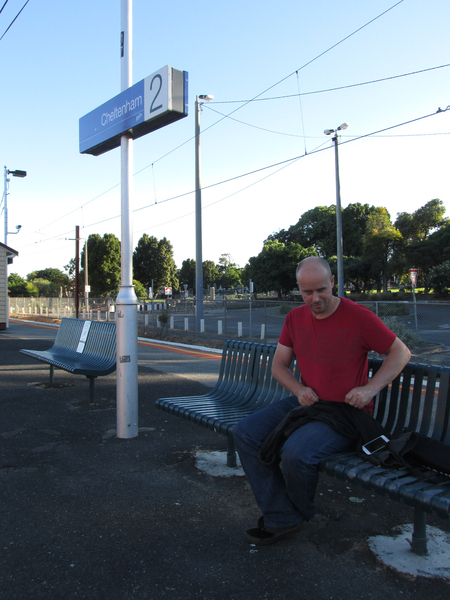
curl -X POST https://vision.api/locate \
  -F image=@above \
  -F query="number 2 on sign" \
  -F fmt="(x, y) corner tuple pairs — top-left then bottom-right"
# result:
(149, 74), (163, 113)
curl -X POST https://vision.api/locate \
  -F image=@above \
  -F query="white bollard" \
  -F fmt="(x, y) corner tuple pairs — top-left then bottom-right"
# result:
(261, 324), (266, 340)
(170, 316), (174, 329)
(184, 317), (189, 331)
(218, 320), (223, 335)
(200, 319), (205, 333)
(238, 322), (243, 337)
(144, 314), (149, 326)
(97, 310), (101, 321)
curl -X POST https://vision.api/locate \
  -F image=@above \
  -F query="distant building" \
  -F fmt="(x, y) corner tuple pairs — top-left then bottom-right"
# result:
(0, 242), (19, 329)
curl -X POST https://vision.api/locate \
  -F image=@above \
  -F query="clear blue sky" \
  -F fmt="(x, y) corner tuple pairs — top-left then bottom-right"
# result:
(2, 0), (449, 279)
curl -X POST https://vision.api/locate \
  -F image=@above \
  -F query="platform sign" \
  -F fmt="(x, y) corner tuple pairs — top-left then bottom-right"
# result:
(79, 66), (188, 156)
(409, 268), (419, 288)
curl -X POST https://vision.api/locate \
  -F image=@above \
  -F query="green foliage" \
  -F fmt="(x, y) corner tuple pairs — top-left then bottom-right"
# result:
(279, 303), (294, 315)
(157, 309), (170, 338)
(365, 303), (410, 317)
(363, 208), (402, 292)
(83, 233), (121, 297)
(395, 199), (447, 245)
(266, 203), (376, 260)
(27, 268), (69, 286)
(380, 317), (423, 350)
(217, 254), (242, 289)
(8, 273), (38, 297)
(133, 234), (179, 293)
(133, 280), (148, 300)
(429, 260), (450, 296)
(246, 241), (316, 299)
(178, 259), (196, 290)
(203, 260), (220, 287)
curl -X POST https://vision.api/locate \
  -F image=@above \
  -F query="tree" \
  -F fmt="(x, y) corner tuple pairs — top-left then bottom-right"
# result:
(27, 268), (69, 287)
(342, 203), (376, 257)
(133, 234), (178, 294)
(203, 260), (220, 288)
(266, 203), (376, 260)
(83, 233), (121, 297)
(217, 254), (242, 289)
(267, 206), (336, 258)
(178, 259), (196, 291)
(8, 273), (38, 297)
(133, 279), (148, 300)
(429, 260), (450, 296)
(405, 223), (450, 291)
(395, 199), (447, 245)
(363, 208), (402, 292)
(246, 241), (316, 298)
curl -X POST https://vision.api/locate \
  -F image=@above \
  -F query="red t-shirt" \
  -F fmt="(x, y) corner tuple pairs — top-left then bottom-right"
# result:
(278, 298), (396, 413)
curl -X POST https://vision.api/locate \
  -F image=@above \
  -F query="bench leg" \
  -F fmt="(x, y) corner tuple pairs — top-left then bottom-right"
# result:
(411, 508), (428, 555)
(87, 377), (95, 404)
(49, 365), (54, 384)
(227, 432), (237, 468)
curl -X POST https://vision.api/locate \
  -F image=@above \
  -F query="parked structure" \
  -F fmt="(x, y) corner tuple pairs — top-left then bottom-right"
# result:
(0, 242), (18, 329)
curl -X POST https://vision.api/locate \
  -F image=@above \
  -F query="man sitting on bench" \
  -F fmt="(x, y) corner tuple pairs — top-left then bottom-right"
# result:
(234, 257), (411, 545)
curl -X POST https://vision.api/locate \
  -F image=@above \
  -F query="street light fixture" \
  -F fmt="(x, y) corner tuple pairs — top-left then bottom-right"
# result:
(324, 124), (348, 298)
(195, 93), (214, 331)
(3, 166), (27, 246)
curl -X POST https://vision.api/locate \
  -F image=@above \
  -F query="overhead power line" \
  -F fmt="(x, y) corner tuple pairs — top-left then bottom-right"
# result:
(20, 106), (449, 253)
(0, 0), (30, 41)
(23, 0), (407, 238)
(210, 63), (450, 105)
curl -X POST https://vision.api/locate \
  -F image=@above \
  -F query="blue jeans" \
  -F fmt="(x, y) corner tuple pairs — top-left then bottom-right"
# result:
(234, 396), (354, 528)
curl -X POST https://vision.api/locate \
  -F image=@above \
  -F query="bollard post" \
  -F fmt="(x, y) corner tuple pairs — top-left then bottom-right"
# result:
(238, 322), (243, 337)
(184, 317), (189, 331)
(218, 320), (222, 335)
(261, 324), (265, 340)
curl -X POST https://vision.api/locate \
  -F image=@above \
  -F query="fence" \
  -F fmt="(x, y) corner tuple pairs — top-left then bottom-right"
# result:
(9, 297), (450, 354)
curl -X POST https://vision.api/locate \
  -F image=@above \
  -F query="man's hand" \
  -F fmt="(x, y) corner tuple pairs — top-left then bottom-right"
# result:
(297, 386), (319, 406)
(344, 386), (374, 409)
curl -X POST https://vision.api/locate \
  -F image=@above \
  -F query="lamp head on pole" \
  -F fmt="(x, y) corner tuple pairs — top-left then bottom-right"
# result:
(8, 169), (27, 178)
(198, 94), (214, 102)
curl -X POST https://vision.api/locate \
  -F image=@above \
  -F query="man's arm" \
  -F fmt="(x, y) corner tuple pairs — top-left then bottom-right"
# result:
(345, 337), (411, 409)
(272, 342), (319, 406)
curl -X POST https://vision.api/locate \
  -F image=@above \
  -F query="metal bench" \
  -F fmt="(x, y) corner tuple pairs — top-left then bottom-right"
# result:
(156, 341), (450, 555)
(156, 340), (295, 468)
(20, 318), (116, 402)
(319, 358), (450, 555)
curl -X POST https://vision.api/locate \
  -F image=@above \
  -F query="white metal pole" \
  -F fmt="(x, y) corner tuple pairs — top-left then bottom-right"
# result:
(116, 0), (139, 439)
(333, 134), (345, 298)
(195, 96), (204, 330)
(3, 166), (8, 245)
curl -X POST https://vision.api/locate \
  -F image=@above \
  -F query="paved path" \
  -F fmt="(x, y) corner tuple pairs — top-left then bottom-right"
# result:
(2, 320), (450, 599)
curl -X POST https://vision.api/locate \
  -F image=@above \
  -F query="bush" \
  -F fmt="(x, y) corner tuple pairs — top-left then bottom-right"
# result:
(157, 309), (170, 338)
(279, 304), (294, 315)
(380, 317), (423, 350)
(429, 261), (450, 296)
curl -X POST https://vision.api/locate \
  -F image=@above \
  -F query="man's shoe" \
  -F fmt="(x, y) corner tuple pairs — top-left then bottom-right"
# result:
(244, 516), (303, 546)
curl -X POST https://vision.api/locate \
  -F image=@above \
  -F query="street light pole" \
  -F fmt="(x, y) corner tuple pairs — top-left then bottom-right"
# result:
(194, 94), (213, 331)
(3, 166), (26, 246)
(324, 124), (348, 298)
